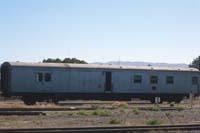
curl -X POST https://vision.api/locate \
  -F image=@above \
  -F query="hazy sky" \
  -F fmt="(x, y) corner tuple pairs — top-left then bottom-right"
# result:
(0, 0), (200, 64)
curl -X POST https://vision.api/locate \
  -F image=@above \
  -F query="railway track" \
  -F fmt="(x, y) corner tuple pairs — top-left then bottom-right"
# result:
(1, 124), (200, 133)
(0, 111), (45, 116)
(0, 106), (180, 116)
(58, 101), (151, 106)
(0, 106), (181, 112)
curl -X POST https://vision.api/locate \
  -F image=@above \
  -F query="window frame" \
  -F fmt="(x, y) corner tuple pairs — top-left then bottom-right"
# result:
(166, 76), (174, 84)
(192, 76), (198, 85)
(35, 72), (43, 82)
(44, 73), (52, 82)
(133, 75), (142, 84)
(150, 75), (158, 84)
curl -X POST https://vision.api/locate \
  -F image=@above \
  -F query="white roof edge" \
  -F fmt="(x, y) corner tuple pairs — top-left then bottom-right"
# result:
(4, 61), (199, 72)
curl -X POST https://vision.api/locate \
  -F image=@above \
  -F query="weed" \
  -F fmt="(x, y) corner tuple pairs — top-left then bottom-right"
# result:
(176, 104), (184, 111)
(92, 109), (111, 116)
(152, 105), (160, 111)
(119, 102), (128, 108)
(32, 120), (42, 125)
(146, 119), (162, 125)
(170, 102), (176, 107)
(112, 102), (128, 108)
(165, 112), (171, 117)
(68, 112), (76, 116)
(91, 104), (100, 110)
(110, 118), (121, 124)
(120, 108), (126, 113)
(77, 110), (88, 116)
(132, 107), (139, 114)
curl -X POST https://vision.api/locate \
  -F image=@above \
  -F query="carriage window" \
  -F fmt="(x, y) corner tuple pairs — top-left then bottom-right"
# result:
(134, 75), (142, 83)
(45, 73), (52, 82)
(35, 73), (43, 82)
(192, 77), (198, 85)
(150, 76), (158, 84)
(166, 76), (174, 84)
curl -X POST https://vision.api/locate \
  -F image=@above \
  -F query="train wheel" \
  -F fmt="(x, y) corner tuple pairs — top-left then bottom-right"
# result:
(23, 100), (36, 105)
(53, 99), (59, 104)
(22, 97), (36, 105)
(150, 99), (155, 104)
(150, 98), (163, 104)
(52, 96), (59, 104)
(174, 99), (183, 103)
(167, 97), (183, 104)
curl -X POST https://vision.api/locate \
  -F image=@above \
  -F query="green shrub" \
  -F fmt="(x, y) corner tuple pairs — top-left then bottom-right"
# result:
(176, 104), (184, 111)
(112, 102), (128, 109)
(110, 118), (121, 124)
(120, 108), (126, 113)
(170, 102), (176, 107)
(119, 102), (128, 108)
(77, 110), (88, 116)
(146, 119), (162, 125)
(152, 105), (160, 111)
(91, 104), (100, 110)
(92, 109), (111, 116)
(132, 107), (139, 114)
(165, 112), (171, 117)
(68, 112), (76, 116)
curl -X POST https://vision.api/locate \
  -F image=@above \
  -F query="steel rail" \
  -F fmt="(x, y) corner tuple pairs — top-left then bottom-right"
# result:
(0, 106), (180, 112)
(0, 111), (45, 116)
(58, 101), (151, 105)
(1, 124), (200, 133)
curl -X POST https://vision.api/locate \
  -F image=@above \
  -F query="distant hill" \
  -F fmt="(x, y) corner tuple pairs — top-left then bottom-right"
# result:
(93, 61), (188, 68)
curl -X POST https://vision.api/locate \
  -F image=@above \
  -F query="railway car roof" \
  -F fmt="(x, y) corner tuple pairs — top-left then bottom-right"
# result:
(3, 62), (199, 72)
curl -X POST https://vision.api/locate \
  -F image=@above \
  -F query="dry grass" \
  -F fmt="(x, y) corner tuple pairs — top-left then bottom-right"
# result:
(112, 101), (128, 108)
(0, 102), (26, 108)
(33, 103), (58, 108)
(1, 103), (200, 129)
(0, 102), (58, 108)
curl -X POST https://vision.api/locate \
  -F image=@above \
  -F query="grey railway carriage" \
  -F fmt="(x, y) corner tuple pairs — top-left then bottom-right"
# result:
(1, 62), (200, 105)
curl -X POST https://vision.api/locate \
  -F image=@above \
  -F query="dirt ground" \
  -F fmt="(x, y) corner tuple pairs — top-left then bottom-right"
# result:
(0, 98), (200, 129)
(0, 109), (200, 128)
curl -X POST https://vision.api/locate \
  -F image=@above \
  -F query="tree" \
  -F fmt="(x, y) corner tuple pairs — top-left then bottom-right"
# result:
(43, 58), (62, 63)
(189, 56), (200, 70)
(43, 58), (87, 64)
